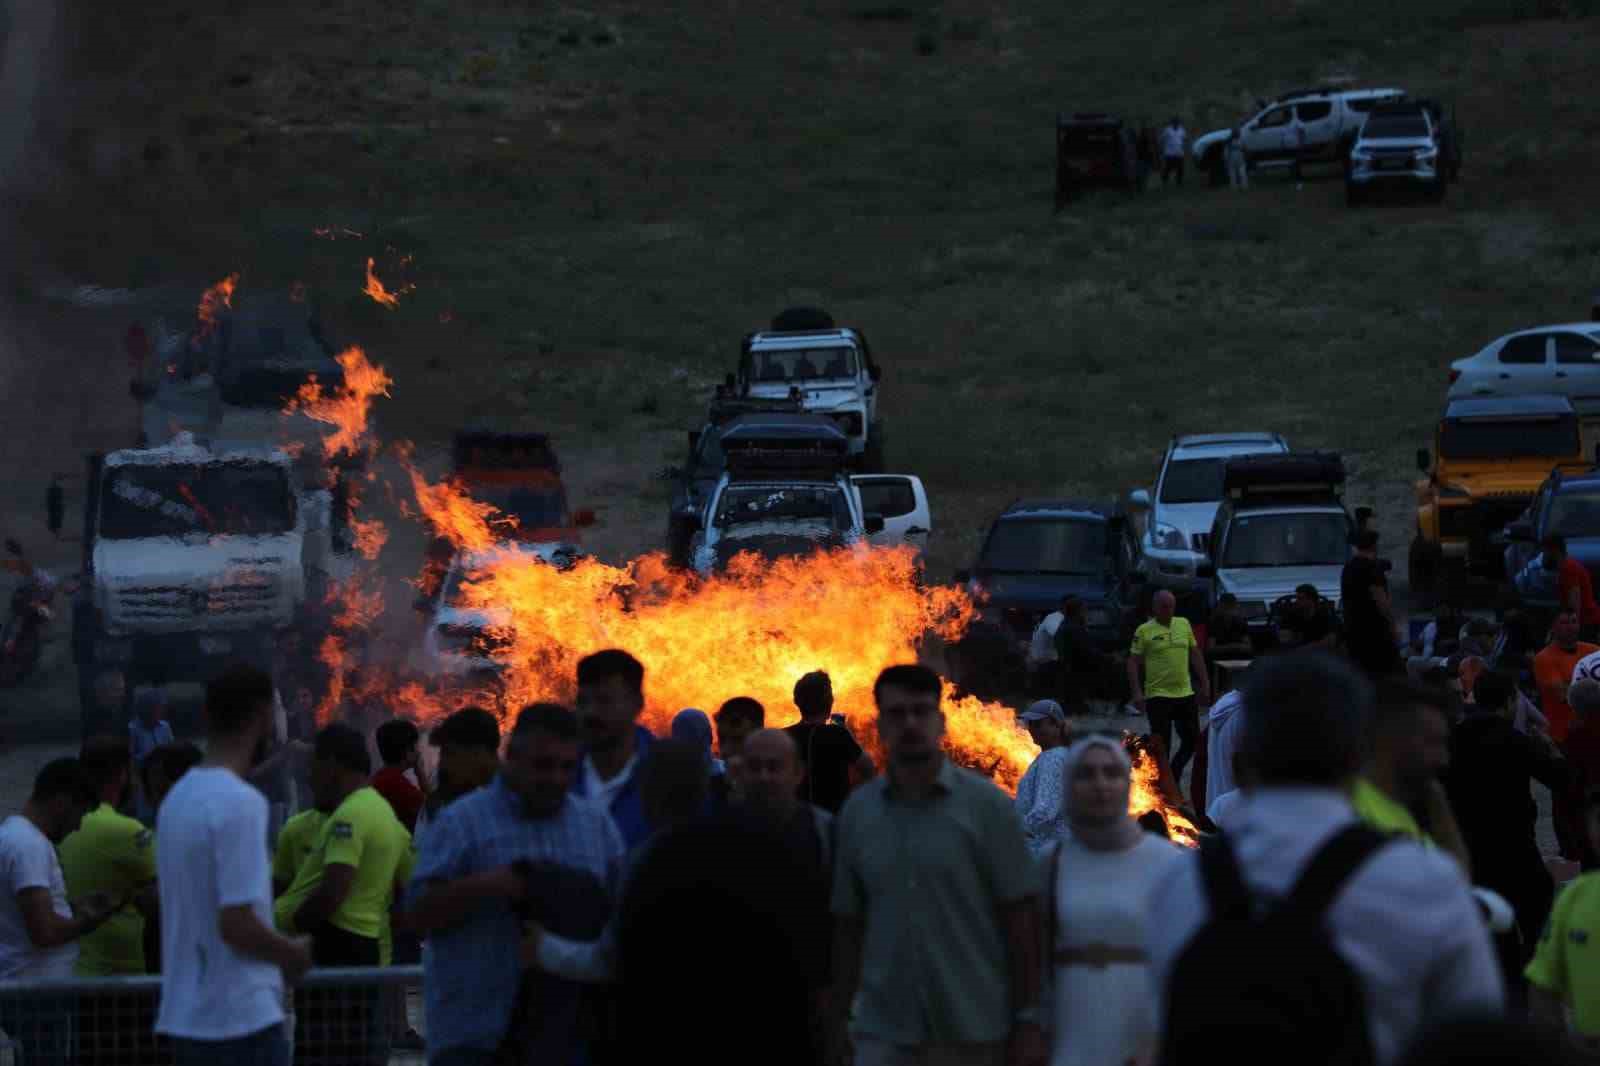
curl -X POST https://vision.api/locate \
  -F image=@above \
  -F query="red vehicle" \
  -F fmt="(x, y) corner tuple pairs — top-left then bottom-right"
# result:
(450, 431), (595, 545)
(1055, 113), (1142, 207)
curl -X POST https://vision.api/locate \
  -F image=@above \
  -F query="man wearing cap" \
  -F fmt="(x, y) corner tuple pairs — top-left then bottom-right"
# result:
(1012, 699), (1071, 856)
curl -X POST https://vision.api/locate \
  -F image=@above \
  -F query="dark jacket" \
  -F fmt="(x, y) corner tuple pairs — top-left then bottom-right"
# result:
(1447, 710), (1568, 860)
(572, 725), (656, 850)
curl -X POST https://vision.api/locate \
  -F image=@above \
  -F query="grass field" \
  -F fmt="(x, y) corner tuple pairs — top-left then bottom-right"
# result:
(12, 0), (1600, 579)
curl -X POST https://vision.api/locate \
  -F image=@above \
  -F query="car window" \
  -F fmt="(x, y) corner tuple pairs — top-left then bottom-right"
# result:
(1547, 491), (1600, 539)
(854, 478), (916, 519)
(978, 519), (1108, 575)
(1295, 101), (1333, 122)
(1257, 107), (1291, 129)
(1555, 332), (1600, 365)
(1159, 458), (1227, 504)
(1498, 334), (1549, 365)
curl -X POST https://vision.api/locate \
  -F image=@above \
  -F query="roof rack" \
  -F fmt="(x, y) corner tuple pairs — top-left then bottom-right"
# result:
(1223, 451), (1344, 499)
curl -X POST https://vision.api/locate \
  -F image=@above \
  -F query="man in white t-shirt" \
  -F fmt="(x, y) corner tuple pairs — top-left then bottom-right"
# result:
(1160, 117), (1188, 186)
(0, 757), (116, 1066)
(155, 665), (312, 1066)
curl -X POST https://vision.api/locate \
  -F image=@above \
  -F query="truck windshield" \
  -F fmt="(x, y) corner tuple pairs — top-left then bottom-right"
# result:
(751, 347), (858, 383)
(474, 484), (570, 530)
(1221, 513), (1350, 568)
(715, 485), (851, 530)
(1547, 492), (1600, 539)
(100, 463), (295, 539)
(1439, 416), (1580, 460)
(978, 518), (1107, 575)
(220, 363), (344, 408)
(1160, 459), (1227, 504)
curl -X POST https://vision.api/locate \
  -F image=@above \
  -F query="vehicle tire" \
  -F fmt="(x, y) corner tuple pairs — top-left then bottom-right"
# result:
(1408, 536), (1440, 611)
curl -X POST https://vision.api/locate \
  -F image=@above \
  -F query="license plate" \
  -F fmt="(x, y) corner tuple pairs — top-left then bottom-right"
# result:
(199, 636), (232, 656)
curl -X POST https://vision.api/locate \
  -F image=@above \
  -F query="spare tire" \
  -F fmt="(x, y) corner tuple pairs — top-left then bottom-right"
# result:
(771, 307), (834, 331)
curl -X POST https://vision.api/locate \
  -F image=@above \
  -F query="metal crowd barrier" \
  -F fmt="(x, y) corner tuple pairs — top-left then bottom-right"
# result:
(0, 966), (424, 1066)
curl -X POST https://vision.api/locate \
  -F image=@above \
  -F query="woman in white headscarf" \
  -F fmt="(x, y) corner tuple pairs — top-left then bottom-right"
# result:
(1042, 735), (1186, 1066)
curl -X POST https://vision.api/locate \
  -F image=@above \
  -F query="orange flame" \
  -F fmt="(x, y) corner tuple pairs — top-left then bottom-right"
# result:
(284, 347), (393, 459)
(363, 257), (414, 308)
(195, 272), (239, 343)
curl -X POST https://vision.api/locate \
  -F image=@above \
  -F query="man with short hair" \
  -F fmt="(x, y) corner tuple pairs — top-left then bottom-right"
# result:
(59, 736), (158, 976)
(1054, 597), (1120, 714)
(1351, 679), (1471, 872)
(1342, 529), (1401, 678)
(420, 706), (502, 831)
(406, 703), (624, 1066)
(155, 665), (312, 1066)
(1449, 668), (1571, 997)
(1025, 596), (1069, 697)
(573, 649), (656, 849)
(1460, 655), (1547, 735)
(1543, 535), (1600, 641)
(1148, 651), (1502, 1066)
(0, 758), (113, 1066)
(1283, 583), (1337, 649)
(372, 718), (426, 833)
(714, 695), (765, 763)
(784, 671), (874, 814)
(1534, 611), (1598, 747)
(1128, 589), (1211, 784)
(831, 664), (1044, 1066)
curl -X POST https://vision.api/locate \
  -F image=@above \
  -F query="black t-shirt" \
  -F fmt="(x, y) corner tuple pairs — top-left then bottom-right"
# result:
(784, 721), (864, 814)
(1341, 555), (1387, 630)
(1294, 605), (1334, 645)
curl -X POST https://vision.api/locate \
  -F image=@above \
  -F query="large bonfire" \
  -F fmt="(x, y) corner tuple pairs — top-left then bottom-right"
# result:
(262, 270), (1196, 843)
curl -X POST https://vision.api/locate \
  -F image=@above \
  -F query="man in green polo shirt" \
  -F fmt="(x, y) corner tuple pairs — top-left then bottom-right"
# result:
(59, 736), (156, 976)
(1128, 590), (1211, 785)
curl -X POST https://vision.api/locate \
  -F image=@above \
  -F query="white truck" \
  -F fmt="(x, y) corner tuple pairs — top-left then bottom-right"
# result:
(73, 433), (348, 686)
(684, 415), (929, 576)
(1190, 87), (1405, 181)
(736, 325), (885, 470)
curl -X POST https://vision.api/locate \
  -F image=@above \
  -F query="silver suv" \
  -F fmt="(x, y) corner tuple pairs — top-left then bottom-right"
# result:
(1130, 433), (1289, 598)
(1346, 103), (1447, 204)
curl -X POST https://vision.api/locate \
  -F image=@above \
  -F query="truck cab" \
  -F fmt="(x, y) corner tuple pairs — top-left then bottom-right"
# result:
(683, 415), (928, 576)
(736, 327), (884, 469)
(1411, 394), (1590, 604)
(1201, 453), (1353, 641)
(451, 430), (595, 550)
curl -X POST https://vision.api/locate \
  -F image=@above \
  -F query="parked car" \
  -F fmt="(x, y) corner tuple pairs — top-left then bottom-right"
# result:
(1129, 432), (1289, 613)
(953, 499), (1146, 684)
(1411, 394), (1590, 605)
(1345, 102), (1450, 205)
(1503, 467), (1600, 613)
(451, 429), (595, 548)
(735, 323), (884, 470)
(1446, 323), (1600, 414)
(1198, 453), (1353, 644)
(1191, 87), (1404, 179)
(1055, 112), (1141, 207)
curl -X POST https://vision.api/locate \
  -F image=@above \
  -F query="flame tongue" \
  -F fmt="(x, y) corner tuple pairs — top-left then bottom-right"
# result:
(194, 272), (239, 343)
(284, 346), (393, 459)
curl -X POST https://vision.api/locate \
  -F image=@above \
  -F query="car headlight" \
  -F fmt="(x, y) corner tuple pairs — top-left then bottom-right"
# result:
(1151, 522), (1188, 551)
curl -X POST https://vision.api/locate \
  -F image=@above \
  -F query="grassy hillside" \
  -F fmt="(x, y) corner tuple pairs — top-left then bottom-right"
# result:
(16, 0), (1600, 575)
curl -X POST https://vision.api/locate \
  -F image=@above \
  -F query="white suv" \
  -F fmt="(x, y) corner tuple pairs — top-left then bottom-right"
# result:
(1191, 87), (1404, 178)
(1129, 433), (1289, 600)
(1345, 103), (1446, 204)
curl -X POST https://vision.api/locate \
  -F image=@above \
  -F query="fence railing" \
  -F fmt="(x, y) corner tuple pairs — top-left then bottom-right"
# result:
(0, 966), (424, 1066)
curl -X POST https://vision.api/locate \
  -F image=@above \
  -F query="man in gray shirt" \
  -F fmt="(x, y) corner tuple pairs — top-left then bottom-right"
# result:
(831, 664), (1045, 1066)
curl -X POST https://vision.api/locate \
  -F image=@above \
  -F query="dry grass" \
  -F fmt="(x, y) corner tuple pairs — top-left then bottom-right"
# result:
(11, 0), (1600, 579)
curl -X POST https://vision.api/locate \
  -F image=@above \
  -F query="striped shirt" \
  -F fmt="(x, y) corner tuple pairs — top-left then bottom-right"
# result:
(407, 776), (624, 1057)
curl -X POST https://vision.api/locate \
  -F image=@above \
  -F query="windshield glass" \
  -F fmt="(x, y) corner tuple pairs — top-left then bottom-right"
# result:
(100, 463), (294, 539)
(978, 518), (1108, 574)
(1159, 459), (1228, 504)
(220, 363), (343, 408)
(1547, 492), (1600, 539)
(1439, 416), (1580, 460)
(1364, 116), (1428, 138)
(475, 484), (569, 529)
(750, 347), (858, 384)
(1221, 512), (1350, 568)
(714, 485), (851, 530)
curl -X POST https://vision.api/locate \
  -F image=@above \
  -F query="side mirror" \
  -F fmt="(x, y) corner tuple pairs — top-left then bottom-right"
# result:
(1416, 448), (1431, 473)
(865, 513), (886, 536)
(1128, 488), (1152, 510)
(954, 569), (972, 585)
(574, 509), (597, 528)
(1505, 520), (1535, 543)
(1196, 563), (1216, 579)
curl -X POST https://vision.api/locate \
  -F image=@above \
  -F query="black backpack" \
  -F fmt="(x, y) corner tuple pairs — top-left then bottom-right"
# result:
(1159, 825), (1388, 1066)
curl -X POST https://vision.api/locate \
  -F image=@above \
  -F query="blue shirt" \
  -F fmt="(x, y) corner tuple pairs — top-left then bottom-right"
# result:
(571, 726), (656, 850)
(407, 776), (625, 1057)
(129, 719), (174, 765)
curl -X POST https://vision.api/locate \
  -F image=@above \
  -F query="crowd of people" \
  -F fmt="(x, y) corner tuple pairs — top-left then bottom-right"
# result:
(3, 532), (1600, 1066)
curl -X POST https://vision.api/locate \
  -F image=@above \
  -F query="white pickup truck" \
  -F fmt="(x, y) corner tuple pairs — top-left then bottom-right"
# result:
(74, 434), (349, 684)
(736, 326), (885, 470)
(1191, 87), (1405, 179)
